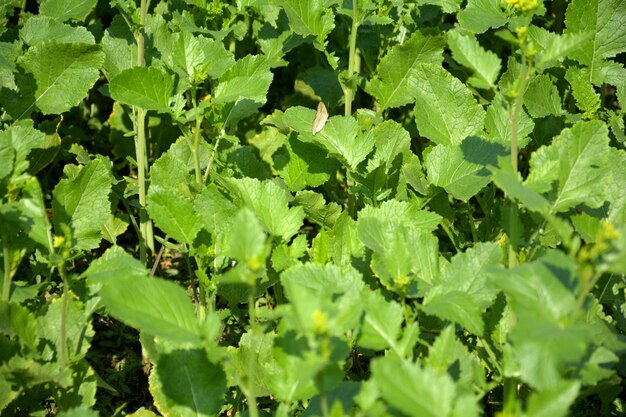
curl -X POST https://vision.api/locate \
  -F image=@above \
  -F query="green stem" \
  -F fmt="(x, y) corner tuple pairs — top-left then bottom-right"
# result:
(59, 265), (69, 370)
(191, 88), (203, 184)
(2, 246), (11, 302)
(135, 0), (154, 263)
(344, 0), (359, 116)
(245, 280), (259, 417)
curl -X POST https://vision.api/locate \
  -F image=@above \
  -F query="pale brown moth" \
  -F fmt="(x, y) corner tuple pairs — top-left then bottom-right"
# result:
(312, 101), (328, 135)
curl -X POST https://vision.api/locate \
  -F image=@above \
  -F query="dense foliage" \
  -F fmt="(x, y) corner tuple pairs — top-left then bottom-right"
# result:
(1, 0), (625, 416)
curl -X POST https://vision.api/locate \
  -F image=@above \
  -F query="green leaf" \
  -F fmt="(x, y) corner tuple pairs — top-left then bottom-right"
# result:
(485, 95), (534, 149)
(447, 30), (501, 89)
(20, 16), (95, 46)
(366, 32), (445, 110)
(214, 54), (273, 105)
(457, 0), (508, 33)
(0, 301), (38, 350)
(425, 136), (505, 201)
(101, 15), (137, 79)
(565, 67), (601, 115)
(83, 246), (148, 283)
(293, 190), (342, 229)
(99, 275), (203, 343)
(150, 348), (226, 417)
(273, 136), (340, 192)
(39, 0), (97, 22)
(527, 25), (590, 70)
(366, 120), (411, 173)
(170, 31), (234, 82)
(52, 156), (113, 251)
(275, 0), (335, 46)
(56, 406), (99, 417)
(423, 290), (484, 335)
(224, 208), (267, 265)
(225, 177), (305, 241)
(147, 186), (202, 245)
(524, 74), (563, 118)
(565, 0), (626, 71)
(526, 120), (611, 212)
(372, 356), (455, 417)
(0, 41), (20, 90)
(109, 67), (174, 112)
(280, 263), (364, 337)
(411, 64), (486, 146)
(358, 290), (405, 353)
(525, 381), (581, 417)
(18, 41), (104, 115)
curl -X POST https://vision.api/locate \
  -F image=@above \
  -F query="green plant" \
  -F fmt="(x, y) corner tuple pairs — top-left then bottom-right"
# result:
(1, 0), (625, 416)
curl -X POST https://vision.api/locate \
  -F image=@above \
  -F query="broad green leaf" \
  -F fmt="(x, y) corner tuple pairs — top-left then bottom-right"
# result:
(0, 301), (38, 350)
(83, 246), (148, 283)
(527, 25), (590, 70)
(359, 200), (442, 233)
(0, 178), (53, 254)
(457, 0), (508, 33)
(426, 326), (485, 395)
(366, 120), (411, 173)
(372, 356), (455, 417)
(447, 31), (501, 89)
(150, 348), (226, 417)
(224, 208), (267, 266)
(273, 136), (340, 191)
(411, 63), (485, 146)
(214, 54), (273, 105)
(526, 120), (611, 212)
(607, 148), (626, 225)
(0, 121), (46, 177)
(280, 263), (364, 337)
(423, 290), (484, 335)
(425, 136), (505, 201)
(275, 0), (335, 45)
(565, 0), (626, 71)
(282, 106), (375, 170)
(358, 290), (405, 353)
(109, 67), (174, 112)
(416, 0), (462, 13)
(524, 74), (563, 118)
(20, 16), (95, 46)
(293, 190), (342, 229)
(485, 95), (534, 149)
(226, 331), (275, 397)
(366, 32), (445, 110)
(101, 15), (137, 79)
(99, 275), (203, 343)
(510, 320), (592, 390)
(488, 251), (578, 323)
(40, 0), (97, 22)
(18, 41), (104, 115)
(490, 166), (552, 213)
(525, 381), (581, 417)
(170, 31), (234, 82)
(52, 156), (113, 251)
(147, 186), (202, 245)
(36, 296), (94, 363)
(565, 67), (600, 115)
(325, 212), (365, 266)
(225, 177), (305, 241)
(0, 41), (19, 90)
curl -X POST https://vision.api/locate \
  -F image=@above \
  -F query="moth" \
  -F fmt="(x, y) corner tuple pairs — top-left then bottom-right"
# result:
(312, 101), (328, 135)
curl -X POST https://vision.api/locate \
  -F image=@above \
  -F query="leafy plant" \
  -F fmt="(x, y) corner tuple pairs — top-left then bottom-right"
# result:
(1, 0), (625, 416)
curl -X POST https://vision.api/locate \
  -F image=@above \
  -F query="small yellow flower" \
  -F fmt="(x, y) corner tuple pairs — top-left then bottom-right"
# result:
(53, 236), (65, 248)
(312, 309), (329, 335)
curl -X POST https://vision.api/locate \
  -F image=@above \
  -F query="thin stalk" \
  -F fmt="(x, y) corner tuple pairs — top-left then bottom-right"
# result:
(191, 87), (203, 184)
(2, 246), (11, 302)
(245, 285), (259, 417)
(344, 0), (359, 116)
(59, 265), (69, 370)
(134, 0), (154, 263)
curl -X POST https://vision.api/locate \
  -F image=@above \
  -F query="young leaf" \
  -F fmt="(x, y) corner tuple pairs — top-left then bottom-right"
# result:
(447, 31), (501, 90)
(52, 156), (113, 251)
(366, 32), (445, 110)
(99, 274), (204, 343)
(457, 0), (508, 33)
(109, 67), (175, 112)
(524, 74), (564, 118)
(20, 16), (95, 46)
(147, 186), (203, 245)
(411, 63), (486, 146)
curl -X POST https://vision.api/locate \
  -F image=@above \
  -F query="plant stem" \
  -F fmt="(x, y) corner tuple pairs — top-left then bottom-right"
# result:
(344, 0), (359, 116)
(2, 246), (11, 302)
(245, 282), (259, 417)
(135, 0), (154, 263)
(59, 265), (69, 370)
(191, 88), (203, 184)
